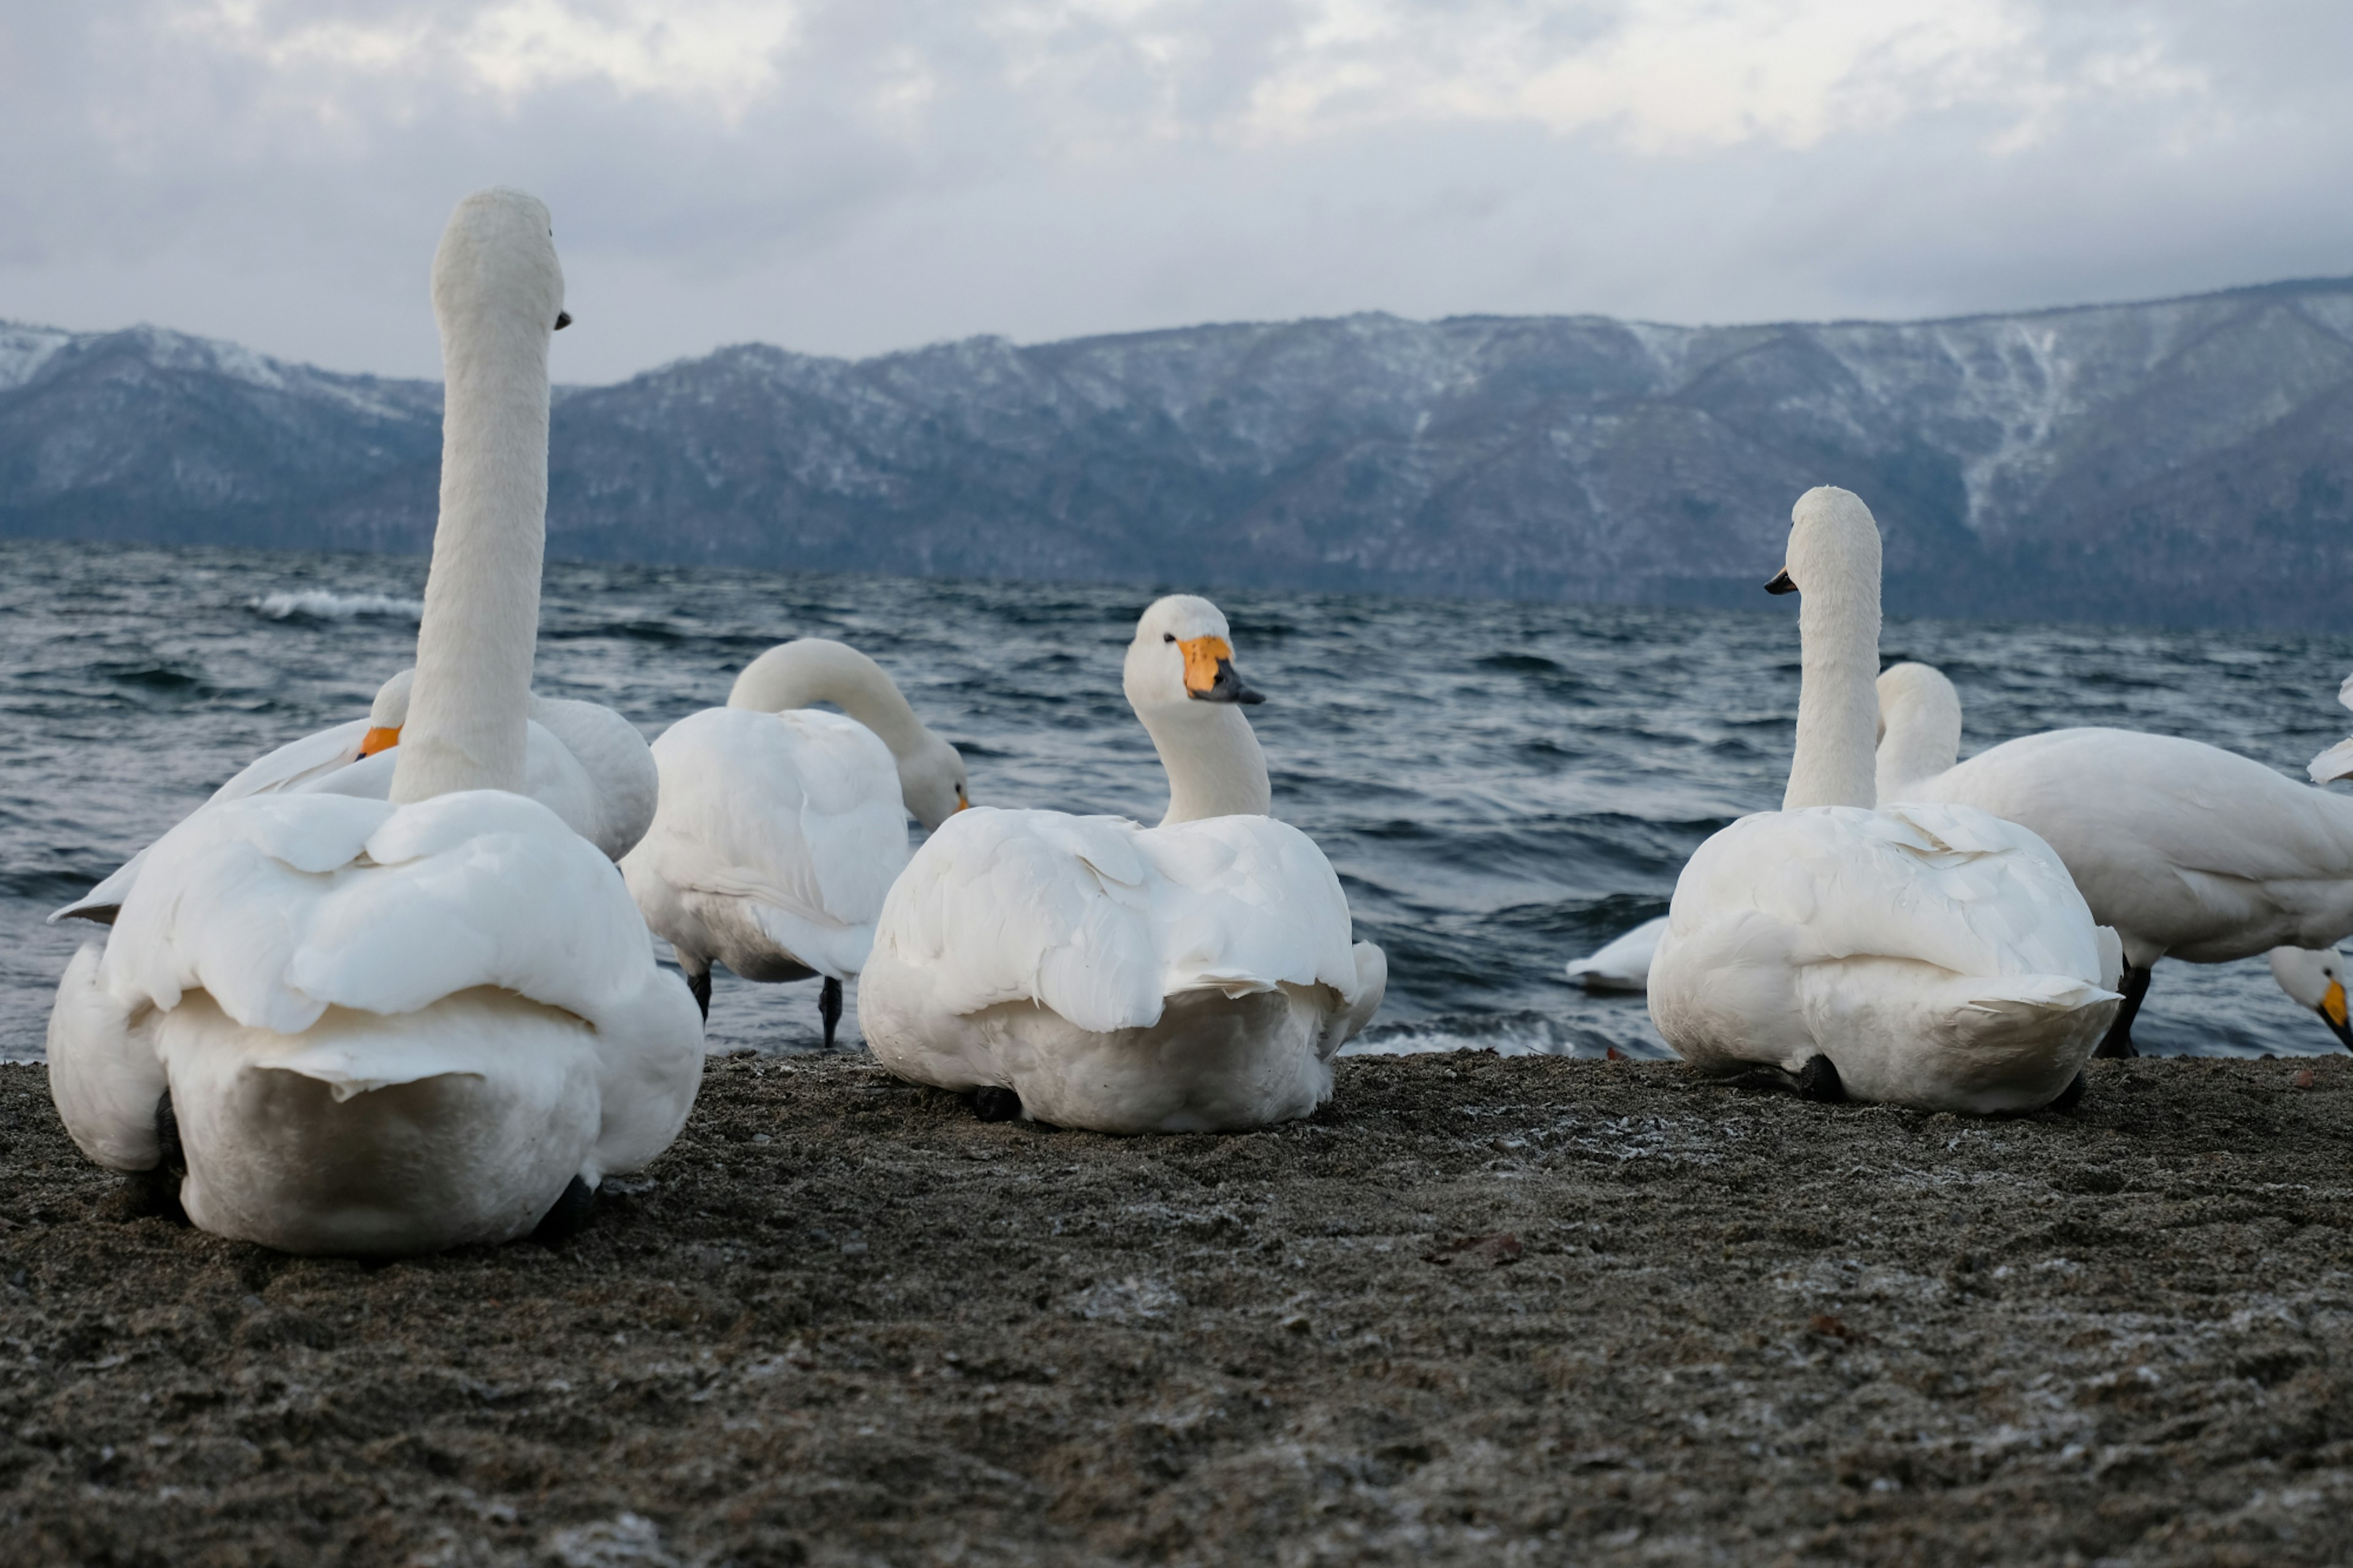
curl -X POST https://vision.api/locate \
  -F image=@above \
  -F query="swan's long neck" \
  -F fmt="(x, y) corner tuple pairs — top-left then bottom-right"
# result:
(389, 282), (548, 802)
(729, 640), (929, 761)
(1139, 701), (1271, 824)
(1784, 549), (1881, 812)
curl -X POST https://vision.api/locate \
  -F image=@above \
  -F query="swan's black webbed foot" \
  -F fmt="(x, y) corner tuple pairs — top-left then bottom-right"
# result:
(118, 1090), (189, 1222)
(156, 1089), (184, 1172)
(2093, 963), (2150, 1058)
(2050, 1072), (2088, 1113)
(819, 975), (843, 1051)
(686, 969), (712, 1021)
(972, 1087), (1022, 1123)
(1794, 1055), (1845, 1103)
(532, 1176), (596, 1243)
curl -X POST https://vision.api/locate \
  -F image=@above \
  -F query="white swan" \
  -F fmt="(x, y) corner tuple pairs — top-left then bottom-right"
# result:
(2268, 945), (2353, 1050)
(620, 638), (969, 1043)
(858, 595), (1385, 1132)
(51, 668), (657, 926)
(44, 188), (702, 1255)
(1876, 659), (2353, 1055)
(1566, 916), (1665, 992)
(1647, 488), (2120, 1113)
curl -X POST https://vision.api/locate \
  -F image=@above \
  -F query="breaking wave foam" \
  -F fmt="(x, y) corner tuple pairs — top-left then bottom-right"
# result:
(255, 589), (423, 621)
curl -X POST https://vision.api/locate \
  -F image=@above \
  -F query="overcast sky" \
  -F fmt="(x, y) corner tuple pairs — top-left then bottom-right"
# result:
(5, 1), (2351, 383)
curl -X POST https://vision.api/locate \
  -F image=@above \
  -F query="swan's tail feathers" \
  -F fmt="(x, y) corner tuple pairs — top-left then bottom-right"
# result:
(2094, 926), (2125, 993)
(47, 941), (169, 1171)
(1961, 974), (2123, 1018)
(2309, 736), (2353, 786)
(1319, 941), (1388, 1060)
(49, 850), (148, 926)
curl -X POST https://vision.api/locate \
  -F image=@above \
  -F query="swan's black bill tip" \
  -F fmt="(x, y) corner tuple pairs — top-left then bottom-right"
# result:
(1764, 568), (1797, 595)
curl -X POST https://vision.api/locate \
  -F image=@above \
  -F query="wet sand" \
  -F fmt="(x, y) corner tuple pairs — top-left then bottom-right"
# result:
(3, 1052), (2349, 1566)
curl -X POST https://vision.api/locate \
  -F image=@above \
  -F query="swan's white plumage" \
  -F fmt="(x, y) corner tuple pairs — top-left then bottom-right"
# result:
(53, 679), (658, 925)
(1876, 664), (2353, 968)
(1649, 488), (2118, 1112)
(47, 789), (702, 1251)
(1566, 916), (1665, 991)
(44, 186), (703, 1256)
(622, 706), (910, 985)
(858, 594), (1384, 1132)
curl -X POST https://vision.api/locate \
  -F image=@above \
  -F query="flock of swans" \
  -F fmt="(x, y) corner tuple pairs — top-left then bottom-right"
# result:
(32, 188), (2353, 1259)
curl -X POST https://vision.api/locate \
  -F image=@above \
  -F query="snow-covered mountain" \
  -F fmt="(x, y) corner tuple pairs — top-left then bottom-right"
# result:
(6, 277), (2352, 628)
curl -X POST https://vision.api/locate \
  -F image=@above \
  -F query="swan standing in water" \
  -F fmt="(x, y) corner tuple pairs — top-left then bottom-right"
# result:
(44, 189), (702, 1255)
(621, 638), (969, 1044)
(51, 667), (658, 925)
(858, 596), (1386, 1132)
(1648, 488), (2120, 1112)
(1876, 659), (2353, 1055)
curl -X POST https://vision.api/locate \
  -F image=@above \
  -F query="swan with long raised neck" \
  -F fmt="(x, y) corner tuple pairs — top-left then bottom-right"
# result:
(620, 638), (969, 1045)
(1876, 659), (2353, 1055)
(44, 189), (701, 1255)
(1646, 488), (2121, 1113)
(855, 595), (1385, 1133)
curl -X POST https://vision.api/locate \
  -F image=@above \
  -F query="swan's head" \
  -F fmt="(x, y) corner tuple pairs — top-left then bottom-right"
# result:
(898, 736), (971, 832)
(432, 187), (572, 348)
(1768, 485), (1881, 601)
(1124, 595), (1264, 714)
(359, 668), (415, 757)
(1875, 662), (1960, 746)
(2268, 947), (2353, 1050)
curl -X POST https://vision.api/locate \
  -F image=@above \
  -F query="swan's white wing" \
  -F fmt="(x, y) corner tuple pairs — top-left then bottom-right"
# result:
(49, 718), (374, 924)
(1567, 915), (1667, 990)
(873, 808), (1360, 1035)
(1134, 817), (1364, 1006)
(49, 706), (642, 926)
(1922, 730), (2353, 885)
(528, 696), (659, 858)
(59, 788), (700, 1178)
(623, 708), (907, 977)
(1668, 802), (2107, 983)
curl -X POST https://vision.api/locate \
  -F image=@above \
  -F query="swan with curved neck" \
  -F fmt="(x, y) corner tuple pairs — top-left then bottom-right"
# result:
(1876, 658), (2353, 1056)
(624, 638), (968, 1043)
(727, 639), (968, 827)
(1647, 487), (2120, 1113)
(857, 594), (1385, 1134)
(45, 189), (700, 1256)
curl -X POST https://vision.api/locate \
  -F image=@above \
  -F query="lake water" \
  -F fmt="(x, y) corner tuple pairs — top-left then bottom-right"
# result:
(7, 537), (2352, 1064)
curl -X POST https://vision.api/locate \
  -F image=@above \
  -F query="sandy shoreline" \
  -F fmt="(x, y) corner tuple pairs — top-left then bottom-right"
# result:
(3, 1051), (2349, 1565)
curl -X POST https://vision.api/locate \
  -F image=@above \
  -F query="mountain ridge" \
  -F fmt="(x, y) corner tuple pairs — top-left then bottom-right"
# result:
(7, 276), (2353, 629)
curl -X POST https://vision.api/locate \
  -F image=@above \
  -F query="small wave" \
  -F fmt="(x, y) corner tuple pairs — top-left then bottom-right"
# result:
(1343, 1012), (1674, 1061)
(255, 589), (423, 621)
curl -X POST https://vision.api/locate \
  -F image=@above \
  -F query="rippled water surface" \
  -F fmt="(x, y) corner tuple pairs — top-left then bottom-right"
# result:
(7, 537), (2353, 1064)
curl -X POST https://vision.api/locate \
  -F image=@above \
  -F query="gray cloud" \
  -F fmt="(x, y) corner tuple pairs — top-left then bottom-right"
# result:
(5, 1), (2351, 383)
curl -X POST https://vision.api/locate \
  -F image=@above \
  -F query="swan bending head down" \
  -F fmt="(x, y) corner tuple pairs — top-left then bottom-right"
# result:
(725, 639), (969, 828)
(2270, 947), (2353, 1050)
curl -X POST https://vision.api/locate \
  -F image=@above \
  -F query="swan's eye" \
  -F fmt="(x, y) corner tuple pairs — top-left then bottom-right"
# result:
(1163, 634), (1176, 643)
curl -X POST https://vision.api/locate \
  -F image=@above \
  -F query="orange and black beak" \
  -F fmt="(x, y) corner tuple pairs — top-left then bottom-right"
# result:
(358, 725), (401, 758)
(2322, 979), (2352, 1051)
(1179, 635), (1264, 705)
(1765, 567), (1797, 595)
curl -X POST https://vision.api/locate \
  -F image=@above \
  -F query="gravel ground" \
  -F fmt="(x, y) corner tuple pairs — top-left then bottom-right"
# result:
(2, 1051), (2350, 1567)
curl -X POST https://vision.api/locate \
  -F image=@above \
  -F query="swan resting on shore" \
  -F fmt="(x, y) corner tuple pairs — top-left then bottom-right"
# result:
(621, 638), (969, 1045)
(1875, 659), (2353, 1056)
(858, 595), (1385, 1132)
(45, 188), (701, 1254)
(1648, 488), (2120, 1113)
